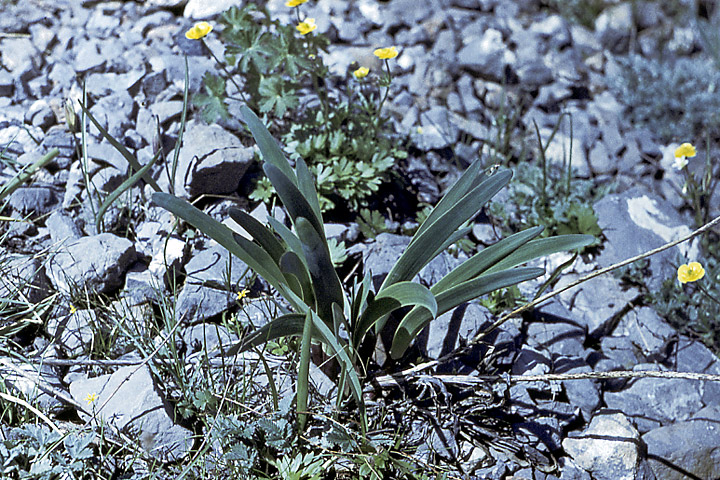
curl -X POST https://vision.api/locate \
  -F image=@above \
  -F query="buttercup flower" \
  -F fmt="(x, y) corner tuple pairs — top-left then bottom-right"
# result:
(85, 392), (98, 405)
(296, 18), (317, 35)
(675, 142), (697, 159)
(353, 66), (369, 79)
(185, 21), (213, 40)
(678, 261), (705, 284)
(286, 0), (308, 6)
(374, 46), (399, 60)
(69, 304), (77, 314)
(237, 288), (250, 301)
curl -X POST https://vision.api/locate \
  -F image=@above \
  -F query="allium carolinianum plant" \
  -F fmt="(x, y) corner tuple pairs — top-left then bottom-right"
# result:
(153, 105), (594, 431)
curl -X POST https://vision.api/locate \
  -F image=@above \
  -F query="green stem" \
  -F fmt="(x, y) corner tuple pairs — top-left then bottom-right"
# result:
(201, 39), (248, 103)
(697, 283), (720, 308)
(373, 59), (392, 135)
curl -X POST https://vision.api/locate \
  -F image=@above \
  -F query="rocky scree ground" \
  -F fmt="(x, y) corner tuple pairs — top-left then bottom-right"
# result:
(1, 0), (720, 479)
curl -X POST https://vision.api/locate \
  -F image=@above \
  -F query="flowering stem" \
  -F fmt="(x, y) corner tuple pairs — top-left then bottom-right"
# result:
(201, 39), (248, 103)
(373, 59), (392, 134)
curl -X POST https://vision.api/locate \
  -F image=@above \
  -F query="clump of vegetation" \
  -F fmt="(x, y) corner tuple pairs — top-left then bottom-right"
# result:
(194, 3), (406, 214)
(608, 54), (720, 143)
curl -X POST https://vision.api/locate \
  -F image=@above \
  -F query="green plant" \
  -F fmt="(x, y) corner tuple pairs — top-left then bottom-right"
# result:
(608, 54), (720, 143)
(649, 253), (720, 355)
(192, 4), (406, 214)
(670, 141), (720, 228)
(153, 105), (594, 432)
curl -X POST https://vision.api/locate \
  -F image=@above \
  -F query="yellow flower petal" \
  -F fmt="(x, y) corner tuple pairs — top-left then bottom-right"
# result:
(285, 0), (308, 6)
(85, 392), (99, 405)
(678, 261), (705, 284)
(353, 66), (369, 79)
(296, 18), (317, 35)
(674, 142), (696, 158)
(237, 288), (250, 301)
(185, 21), (213, 40)
(373, 46), (399, 60)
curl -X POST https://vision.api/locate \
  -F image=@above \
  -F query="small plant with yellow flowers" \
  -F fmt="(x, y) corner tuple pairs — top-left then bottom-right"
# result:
(671, 141), (719, 228)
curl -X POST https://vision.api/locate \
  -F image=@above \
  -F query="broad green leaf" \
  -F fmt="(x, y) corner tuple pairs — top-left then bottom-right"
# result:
(382, 170), (512, 290)
(296, 156), (323, 227)
(354, 281), (437, 347)
(96, 150), (160, 232)
(431, 226), (545, 294)
(279, 251), (314, 305)
(264, 163), (324, 239)
(152, 193), (303, 311)
(224, 313), (307, 356)
(485, 234), (594, 274)
(239, 104), (297, 184)
(390, 267), (544, 359)
(428, 226), (473, 261)
(267, 216), (309, 269)
(229, 207), (286, 264)
(410, 159), (484, 245)
(78, 101), (162, 192)
(296, 217), (344, 325)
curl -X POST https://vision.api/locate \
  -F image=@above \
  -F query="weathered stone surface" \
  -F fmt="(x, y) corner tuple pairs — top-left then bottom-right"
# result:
(594, 189), (700, 290)
(70, 366), (193, 462)
(643, 405), (720, 480)
(46, 233), (137, 295)
(159, 120), (253, 198)
(563, 412), (655, 480)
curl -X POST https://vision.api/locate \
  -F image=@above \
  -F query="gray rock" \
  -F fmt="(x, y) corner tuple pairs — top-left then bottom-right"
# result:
(184, 0), (242, 19)
(595, 3), (633, 54)
(675, 337), (720, 408)
(182, 323), (236, 357)
(74, 38), (106, 73)
(613, 307), (675, 362)
(594, 189), (700, 290)
(88, 91), (135, 139)
(516, 59), (553, 87)
(160, 120), (253, 198)
(599, 335), (639, 370)
(46, 233), (137, 295)
(642, 405), (720, 480)
(46, 308), (95, 356)
(555, 359), (600, 420)
(1, 361), (65, 413)
(421, 302), (492, 359)
(8, 186), (60, 217)
(86, 9), (120, 33)
(526, 320), (586, 358)
(85, 70), (144, 97)
(604, 364), (703, 432)
(354, 233), (410, 288)
(150, 100), (183, 126)
(70, 366), (193, 462)
(554, 273), (639, 338)
(457, 29), (515, 82)
(0, 38), (38, 73)
(46, 210), (83, 245)
(175, 243), (253, 323)
(0, 253), (50, 305)
(563, 412), (655, 480)
(29, 23), (56, 53)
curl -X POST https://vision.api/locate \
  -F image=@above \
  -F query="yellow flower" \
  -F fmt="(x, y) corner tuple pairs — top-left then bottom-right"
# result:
(237, 288), (250, 301)
(296, 18), (317, 35)
(678, 261), (705, 284)
(185, 21), (213, 40)
(374, 46), (399, 60)
(353, 66), (369, 79)
(674, 142), (696, 159)
(286, 0), (308, 6)
(69, 304), (77, 314)
(85, 392), (98, 405)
